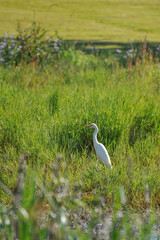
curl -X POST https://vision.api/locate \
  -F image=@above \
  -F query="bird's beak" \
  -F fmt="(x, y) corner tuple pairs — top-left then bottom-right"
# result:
(85, 124), (91, 127)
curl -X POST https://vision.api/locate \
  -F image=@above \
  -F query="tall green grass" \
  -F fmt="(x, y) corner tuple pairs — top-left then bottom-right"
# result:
(0, 156), (159, 239)
(0, 50), (160, 210)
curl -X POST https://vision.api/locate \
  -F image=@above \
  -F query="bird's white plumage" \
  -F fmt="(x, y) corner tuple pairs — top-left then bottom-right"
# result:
(94, 142), (111, 168)
(85, 123), (112, 169)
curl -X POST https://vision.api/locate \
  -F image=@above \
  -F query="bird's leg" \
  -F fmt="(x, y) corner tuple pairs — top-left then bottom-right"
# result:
(95, 162), (104, 191)
(95, 161), (100, 173)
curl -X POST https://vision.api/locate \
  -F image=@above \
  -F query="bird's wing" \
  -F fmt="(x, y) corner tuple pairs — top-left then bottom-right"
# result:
(95, 143), (112, 168)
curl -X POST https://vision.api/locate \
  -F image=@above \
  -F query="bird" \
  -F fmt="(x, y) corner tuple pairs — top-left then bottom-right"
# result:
(85, 123), (112, 169)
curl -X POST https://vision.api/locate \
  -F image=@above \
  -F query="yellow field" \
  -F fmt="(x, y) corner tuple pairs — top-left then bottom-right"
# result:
(0, 0), (160, 42)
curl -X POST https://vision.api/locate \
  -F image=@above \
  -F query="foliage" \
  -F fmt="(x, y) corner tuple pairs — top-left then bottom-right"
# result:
(1, 21), (160, 69)
(0, 22), (62, 66)
(0, 24), (160, 238)
(0, 48), (160, 209)
(0, 159), (159, 240)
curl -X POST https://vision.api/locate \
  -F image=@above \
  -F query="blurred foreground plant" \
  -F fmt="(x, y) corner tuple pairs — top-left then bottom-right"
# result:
(0, 155), (159, 240)
(0, 154), (92, 240)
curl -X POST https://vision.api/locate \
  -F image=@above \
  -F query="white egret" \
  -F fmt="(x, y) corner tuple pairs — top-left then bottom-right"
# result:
(85, 123), (112, 169)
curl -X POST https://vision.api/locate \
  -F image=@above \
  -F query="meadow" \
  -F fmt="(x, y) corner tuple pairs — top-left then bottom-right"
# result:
(0, 0), (160, 237)
(0, 31), (160, 238)
(0, 43), (160, 204)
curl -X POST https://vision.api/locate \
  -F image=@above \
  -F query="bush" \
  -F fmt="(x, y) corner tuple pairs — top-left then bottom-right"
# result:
(0, 22), (62, 66)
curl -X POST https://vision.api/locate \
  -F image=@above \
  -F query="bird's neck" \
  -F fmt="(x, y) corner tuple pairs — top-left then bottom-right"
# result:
(93, 128), (98, 147)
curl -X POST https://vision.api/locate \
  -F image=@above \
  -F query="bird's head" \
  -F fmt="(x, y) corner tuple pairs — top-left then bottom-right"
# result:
(85, 123), (98, 130)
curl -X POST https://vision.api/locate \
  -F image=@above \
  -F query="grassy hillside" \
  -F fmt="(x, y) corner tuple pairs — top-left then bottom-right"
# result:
(0, 0), (160, 41)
